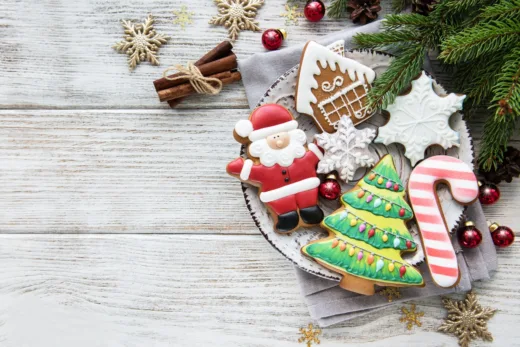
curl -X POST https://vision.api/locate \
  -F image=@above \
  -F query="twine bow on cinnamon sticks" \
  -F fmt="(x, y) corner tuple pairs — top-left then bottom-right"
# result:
(154, 41), (242, 108)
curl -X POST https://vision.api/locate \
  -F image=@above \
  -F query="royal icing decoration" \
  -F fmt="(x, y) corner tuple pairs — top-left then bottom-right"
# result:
(315, 116), (376, 183)
(375, 71), (466, 166)
(408, 155), (478, 288)
(302, 155), (423, 295)
(295, 41), (376, 133)
(227, 104), (324, 234)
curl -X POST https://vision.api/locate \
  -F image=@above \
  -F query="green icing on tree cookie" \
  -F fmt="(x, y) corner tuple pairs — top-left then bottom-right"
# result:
(364, 155), (405, 192)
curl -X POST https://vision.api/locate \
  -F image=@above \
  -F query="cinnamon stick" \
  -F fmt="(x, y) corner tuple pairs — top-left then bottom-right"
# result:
(158, 71), (242, 102)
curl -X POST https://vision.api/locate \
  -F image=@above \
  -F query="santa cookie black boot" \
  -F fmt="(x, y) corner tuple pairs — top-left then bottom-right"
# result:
(299, 205), (324, 225)
(276, 211), (300, 233)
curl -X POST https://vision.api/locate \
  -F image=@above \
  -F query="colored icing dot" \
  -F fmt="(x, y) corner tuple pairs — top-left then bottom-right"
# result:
(382, 234), (389, 242)
(359, 223), (366, 233)
(393, 237), (400, 248)
(386, 181), (392, 189)
(393, 183), (400, 191)
(399, 208), (405, 217)
(368, 228), (375, 238)
(366, 194), (373, 203)
(374, 198), (382, 208)
(388, 263), (395, 272)
(349, 247), (355, 256)
(406, 240), (412, 249)
(377, 177), (384, 185)
(368, 173), (376, 180)
(331, 239), (339, 248)
(339, 242), (346, 252)
(385, 203), (392, 211)
(357, 251), (363, 261)
(376, 259), (384, 272)
(399, 266), (407, 278)
(367, 254), (374, 265)
(357, 190), (365, 198)
(350, 219), (357, 227)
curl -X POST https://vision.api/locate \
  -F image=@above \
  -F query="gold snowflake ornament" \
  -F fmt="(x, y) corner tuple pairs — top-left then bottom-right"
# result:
(281, 4), (303, 25)
(379, 287), (401, 302)
(173, 5), (194, 30)
(113, 15), (169, 70)
(400, 304), (424, 330)
(209, 0), (264, 41)
(438, 291), (496, 347)
(298, 323), (321, 347)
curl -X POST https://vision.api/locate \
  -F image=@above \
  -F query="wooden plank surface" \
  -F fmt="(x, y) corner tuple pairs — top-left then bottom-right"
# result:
(0, 0), (518, 345)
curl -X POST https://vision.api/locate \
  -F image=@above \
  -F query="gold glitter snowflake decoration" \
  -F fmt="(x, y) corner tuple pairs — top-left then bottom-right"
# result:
(379, 287), (401, 302)
(209, 0), (264, 41)
(173, 5), (194, 30)
(113, 15), (169, 70)
(298, 323), (321, 347)
(438, 291), (496, 347)
(400, 304), (424, 330)
(281, 4), (304, 25)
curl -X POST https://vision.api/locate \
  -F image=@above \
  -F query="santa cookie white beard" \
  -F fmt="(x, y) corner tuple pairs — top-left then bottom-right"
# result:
(227, 104), (324, 234)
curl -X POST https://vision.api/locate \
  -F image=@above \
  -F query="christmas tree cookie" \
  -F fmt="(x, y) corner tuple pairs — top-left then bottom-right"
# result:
(302, 155), (424, 295)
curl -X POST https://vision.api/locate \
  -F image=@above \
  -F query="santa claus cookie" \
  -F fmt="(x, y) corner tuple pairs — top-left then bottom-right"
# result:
(295, 41), (376, 133)
(227, 104), (324, 234)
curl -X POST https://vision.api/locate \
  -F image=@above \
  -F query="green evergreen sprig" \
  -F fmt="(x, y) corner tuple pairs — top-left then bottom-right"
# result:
(328, 0), (349, 18)
(353, 0), (520, 170)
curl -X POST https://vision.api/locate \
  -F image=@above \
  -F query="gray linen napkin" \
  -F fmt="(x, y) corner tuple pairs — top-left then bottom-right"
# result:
(237, 21), (497, 327)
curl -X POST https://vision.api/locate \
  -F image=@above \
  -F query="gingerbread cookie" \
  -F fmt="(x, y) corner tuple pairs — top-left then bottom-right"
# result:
(375, 71), (466, 166)
(408, 155), (479, 288)
(227, 104), (324, 234)
(315, 116), (376, 183)
(295, 41), (376, 133)
(302, 155), (424, 295)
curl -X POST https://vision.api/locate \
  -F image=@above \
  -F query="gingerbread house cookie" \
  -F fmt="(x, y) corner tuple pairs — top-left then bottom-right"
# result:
(295, 41), (376, 133)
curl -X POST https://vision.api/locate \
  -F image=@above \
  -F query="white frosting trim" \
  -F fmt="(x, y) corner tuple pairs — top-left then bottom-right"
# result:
(240, 159), (254, 180)
(249, 120), (298, 142)
(260, 177), (320, 203)
(307, 143), (323, 160)
(296, 41), (376, 117)
(235, 119), (253, 138)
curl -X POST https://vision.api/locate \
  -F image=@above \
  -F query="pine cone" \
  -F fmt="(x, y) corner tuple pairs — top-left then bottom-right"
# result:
(479, 146), (520, 184)
(347, 0), (382, 25)
(412, 0), (438, 15)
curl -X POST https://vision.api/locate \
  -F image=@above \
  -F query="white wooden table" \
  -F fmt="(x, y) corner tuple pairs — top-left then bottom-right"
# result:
(0, 1), (518, 346)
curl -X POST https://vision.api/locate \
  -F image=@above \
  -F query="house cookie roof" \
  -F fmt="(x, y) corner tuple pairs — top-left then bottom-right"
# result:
(295, 41), (376, 116)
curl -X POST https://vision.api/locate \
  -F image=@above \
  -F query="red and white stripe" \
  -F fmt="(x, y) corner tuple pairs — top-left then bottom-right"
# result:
(408, 155), (478, 288)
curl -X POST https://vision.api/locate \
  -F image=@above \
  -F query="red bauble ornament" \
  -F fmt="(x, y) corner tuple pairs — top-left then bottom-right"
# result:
(399, 265), (407, 278)
(489, 222), (515, 248)
(368, 228), (375, 238)
(478, 181), (500, 205)
(406, 240), (412, 249)
(261, 28), (287, 51)
(398, 208), (405, 217)
(457, 221), (483, 249)
(304, 0), (326, 22)
(319, 174), (341, 200)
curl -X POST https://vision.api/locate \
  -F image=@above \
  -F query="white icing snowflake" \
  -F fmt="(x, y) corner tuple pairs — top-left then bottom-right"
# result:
(375, 71), (465, 166)
(315, 117), (376, 182)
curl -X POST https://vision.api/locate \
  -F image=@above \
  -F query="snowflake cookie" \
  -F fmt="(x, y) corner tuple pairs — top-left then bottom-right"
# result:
(375, 71), (466, 166)
(315, 116), (376, 182)
(209, 0), (264, 41)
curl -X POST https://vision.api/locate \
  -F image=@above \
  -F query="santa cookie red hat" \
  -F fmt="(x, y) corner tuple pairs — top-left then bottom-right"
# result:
(235, 104), (298, 142)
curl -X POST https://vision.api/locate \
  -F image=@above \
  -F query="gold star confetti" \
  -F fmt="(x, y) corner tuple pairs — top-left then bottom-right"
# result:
(400, 304), (424, 330)
(209, 0), (264, 41)
(438, 291), (496, 347)
(173, 5), (194, 30)
(281, 4), (304, 25)
(113, 15), (169, 70)
(379, 287), (401, 302)
(298, 323), (321, 347)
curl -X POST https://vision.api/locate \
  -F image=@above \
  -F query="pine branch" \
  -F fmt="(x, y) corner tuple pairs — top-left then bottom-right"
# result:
(392, 0), (412, 12)
(491, 45), (520, 115)
(478, 112), (518, 170)
(433, 0), (494, 23)
(383, 13), (435, 28)
(354, 29), (421, 50)
(439, 18), (520, 63)
(479, 0), (520, 20)
(328, 0), (348, 18)
(367, 44), (426, 109)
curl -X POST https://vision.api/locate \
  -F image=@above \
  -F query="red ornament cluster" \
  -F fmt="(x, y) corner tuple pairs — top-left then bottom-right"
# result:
(261, 28), (287, 51)
(489, 222), (515, 248)
(457, 221), (483, 249)
(319, 174), (341, 200)
(304, 0), (326, 22)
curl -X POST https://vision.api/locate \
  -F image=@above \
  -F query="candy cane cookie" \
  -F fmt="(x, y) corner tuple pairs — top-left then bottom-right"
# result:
(407, 155), (479, 288)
